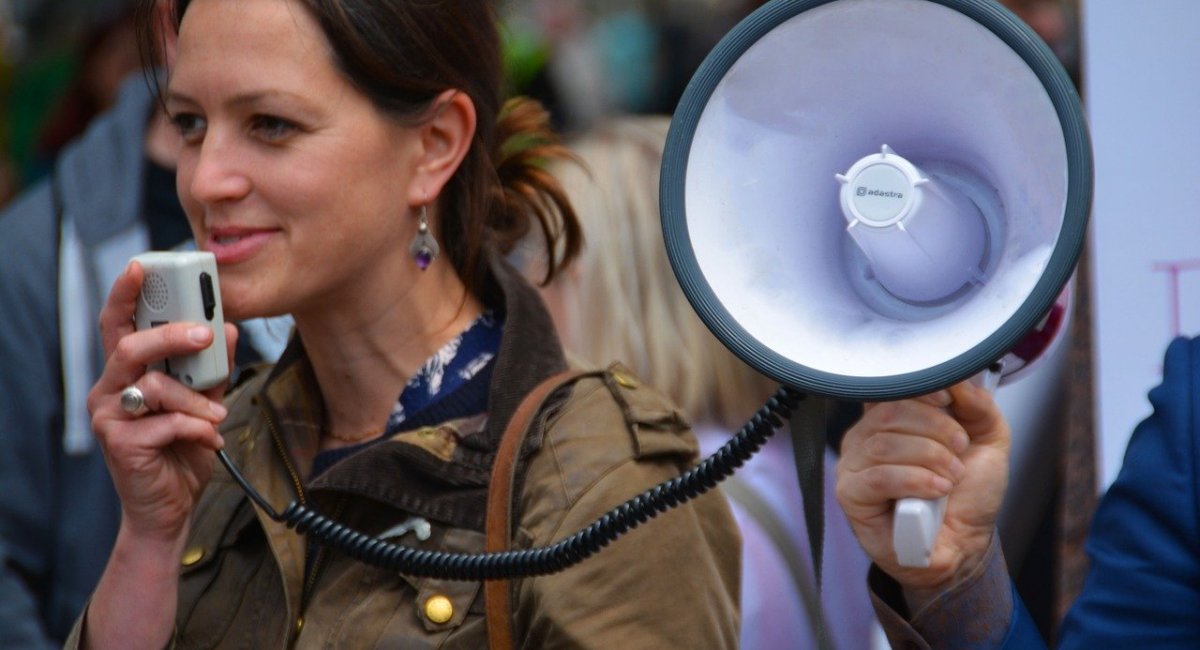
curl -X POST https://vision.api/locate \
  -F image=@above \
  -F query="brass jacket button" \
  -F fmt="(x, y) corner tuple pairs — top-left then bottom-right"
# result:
(612, 370), (638, 389)
(181, 547), (205, 566)
(424, 595), (454, 624)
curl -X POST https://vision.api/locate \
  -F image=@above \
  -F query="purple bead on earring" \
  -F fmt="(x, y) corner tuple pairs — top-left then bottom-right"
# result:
(409, 204), (439, 271)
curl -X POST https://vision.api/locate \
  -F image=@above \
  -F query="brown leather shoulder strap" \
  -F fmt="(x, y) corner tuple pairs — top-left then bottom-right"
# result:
(484, 369), (588, 650)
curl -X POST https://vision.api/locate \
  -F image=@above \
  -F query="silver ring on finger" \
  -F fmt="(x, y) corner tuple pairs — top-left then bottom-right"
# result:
(120, 385), (150, 417)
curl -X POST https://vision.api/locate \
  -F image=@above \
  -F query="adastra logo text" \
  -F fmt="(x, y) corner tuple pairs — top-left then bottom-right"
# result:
(856, 186), (904, 199)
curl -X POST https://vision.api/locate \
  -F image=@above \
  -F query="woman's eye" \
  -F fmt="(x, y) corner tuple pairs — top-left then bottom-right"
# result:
(170, 113), (207, 143)
(250, 115), (299, 142)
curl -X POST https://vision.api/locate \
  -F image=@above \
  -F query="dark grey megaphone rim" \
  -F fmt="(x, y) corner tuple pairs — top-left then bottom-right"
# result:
(660, 0), (1093, 401)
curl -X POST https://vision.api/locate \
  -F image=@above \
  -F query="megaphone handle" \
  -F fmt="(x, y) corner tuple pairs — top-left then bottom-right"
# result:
(892, 364), (1002, 567)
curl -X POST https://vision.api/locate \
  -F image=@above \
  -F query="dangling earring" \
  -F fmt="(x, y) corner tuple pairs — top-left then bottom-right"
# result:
(409, 204), (439, 271)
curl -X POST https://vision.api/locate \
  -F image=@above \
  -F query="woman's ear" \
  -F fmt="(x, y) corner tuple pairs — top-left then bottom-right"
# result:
(409, 89), (477, 205)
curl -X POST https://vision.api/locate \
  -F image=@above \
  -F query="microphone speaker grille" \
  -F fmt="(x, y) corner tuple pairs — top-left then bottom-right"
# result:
(142, 272), (170, 312)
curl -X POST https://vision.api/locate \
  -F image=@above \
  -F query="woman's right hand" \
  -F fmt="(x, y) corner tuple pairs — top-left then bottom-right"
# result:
(86, 261), (236, 545)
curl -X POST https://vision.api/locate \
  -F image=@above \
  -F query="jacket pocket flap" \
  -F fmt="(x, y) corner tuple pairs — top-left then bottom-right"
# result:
(602, 363), (696, 460)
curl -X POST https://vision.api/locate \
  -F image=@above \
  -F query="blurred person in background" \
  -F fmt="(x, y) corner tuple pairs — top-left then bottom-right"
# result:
(500, 0), (763, 135)
(3, 1), (145, 192)
(525, 114), (877, 649)
(32, 6), (141, 171)
(0, 3), (283, 646)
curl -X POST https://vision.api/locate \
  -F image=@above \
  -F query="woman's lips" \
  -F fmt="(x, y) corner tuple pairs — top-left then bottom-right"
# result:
(205, 228), (277, 264)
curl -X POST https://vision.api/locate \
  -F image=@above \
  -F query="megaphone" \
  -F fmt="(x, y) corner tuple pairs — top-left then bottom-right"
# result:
(660, 0), (1091, 566)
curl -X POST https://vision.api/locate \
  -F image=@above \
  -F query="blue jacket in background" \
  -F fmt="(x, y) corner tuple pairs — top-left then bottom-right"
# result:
(1054, 335), (1200, 647)
(998, 335), (1200, 648)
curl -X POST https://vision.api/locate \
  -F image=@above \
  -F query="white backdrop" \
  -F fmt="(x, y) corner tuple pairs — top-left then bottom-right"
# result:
(1082, 0), (1200, 489)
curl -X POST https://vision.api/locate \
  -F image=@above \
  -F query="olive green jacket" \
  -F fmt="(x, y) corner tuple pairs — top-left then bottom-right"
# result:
(69, 256), (740, 648)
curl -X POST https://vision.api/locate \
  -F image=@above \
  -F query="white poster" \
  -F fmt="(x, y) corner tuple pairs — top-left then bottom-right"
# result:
(1082, 0), (1200, 489)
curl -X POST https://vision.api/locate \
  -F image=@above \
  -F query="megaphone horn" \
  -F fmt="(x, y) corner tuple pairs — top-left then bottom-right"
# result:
(661, 0), (1091, 567)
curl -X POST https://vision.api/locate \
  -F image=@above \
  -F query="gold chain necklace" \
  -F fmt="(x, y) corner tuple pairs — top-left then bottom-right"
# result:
(324, 426), (385, 443)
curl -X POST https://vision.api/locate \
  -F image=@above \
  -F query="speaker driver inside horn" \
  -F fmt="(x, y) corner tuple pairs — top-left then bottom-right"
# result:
(837, 146), (1006, 320)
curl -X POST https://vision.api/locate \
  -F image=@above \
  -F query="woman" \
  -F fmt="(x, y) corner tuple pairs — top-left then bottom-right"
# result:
(76, 1), (739, 647)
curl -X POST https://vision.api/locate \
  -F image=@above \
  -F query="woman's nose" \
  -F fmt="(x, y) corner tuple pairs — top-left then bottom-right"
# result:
(185, 134), (252, 205)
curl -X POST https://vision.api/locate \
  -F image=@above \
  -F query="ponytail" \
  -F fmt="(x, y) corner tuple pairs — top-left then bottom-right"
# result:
(491, 97), (582, 286)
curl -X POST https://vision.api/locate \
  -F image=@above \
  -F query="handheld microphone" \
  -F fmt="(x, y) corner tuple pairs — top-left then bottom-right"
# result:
(131, 251), (229, 390)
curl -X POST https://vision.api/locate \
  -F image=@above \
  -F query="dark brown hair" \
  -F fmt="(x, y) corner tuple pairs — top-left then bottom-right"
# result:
(136, 0), (580, 292)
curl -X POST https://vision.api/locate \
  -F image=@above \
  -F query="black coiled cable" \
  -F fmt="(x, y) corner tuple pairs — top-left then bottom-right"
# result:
(217, 385), (805, 581)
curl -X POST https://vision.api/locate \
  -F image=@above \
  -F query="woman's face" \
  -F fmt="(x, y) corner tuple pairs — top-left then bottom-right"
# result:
(167, 0), (424, 321)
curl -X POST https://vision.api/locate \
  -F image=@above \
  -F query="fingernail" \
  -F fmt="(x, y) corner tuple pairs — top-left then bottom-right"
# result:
(210, 401), (227, 419)
(953, 431), (970, 453)
(189, 326), (211, 343)
(933, 476), (954, 493)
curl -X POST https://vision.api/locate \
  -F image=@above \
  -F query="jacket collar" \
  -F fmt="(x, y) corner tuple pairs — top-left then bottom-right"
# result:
(250, 250), (568, 530)
(479, 249), (570, 445)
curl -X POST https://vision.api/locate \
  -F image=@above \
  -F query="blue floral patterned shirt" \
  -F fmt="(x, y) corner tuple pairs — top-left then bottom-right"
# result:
(311, 309), (502, 477)
(384, 309), (500, 434)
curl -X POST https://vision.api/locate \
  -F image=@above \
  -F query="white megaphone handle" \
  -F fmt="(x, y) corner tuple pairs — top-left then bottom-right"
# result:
(893, 364), (1002, 568)
(893, 495), (947, 568)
